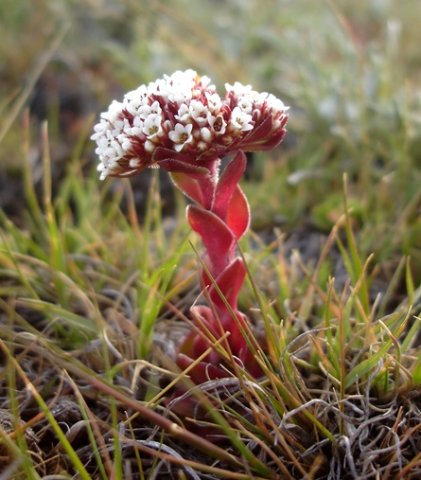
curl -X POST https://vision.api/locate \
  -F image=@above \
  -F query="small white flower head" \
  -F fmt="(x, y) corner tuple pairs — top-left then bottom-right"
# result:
(150, 101), (162, 114)
(142, 114), (163, 139)
(199, 75), (212, 88)
(92, 69), (288, 179)
(101, 100), (123, 122)
(189, 100), (208, 126)
(208, 112), (227, 135)
(175, 104), (190, 123)
(229, 107), (253, 132)
(168, 123), (193, 152)
(205, 92), (222, 111)
(200, 127), (212, 142)
(144, 140), (155, 153)
(225, 81), (253, 96)
(129, 158), (141, 168)
(237, 96), (253, 114)
(118, 134), (132, 152)
(139, 102), (160, 119)
(126, 116), (144, 136)
(266, 93), (288, 113)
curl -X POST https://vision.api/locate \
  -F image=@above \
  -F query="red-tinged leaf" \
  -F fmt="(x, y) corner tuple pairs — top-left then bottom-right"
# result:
(190, 305), (217, 331)
(224, 311), (248, 354)
(240, 114), (273, 147)
(226, 185), (250, 240)
(209, 257), (246, 310)
(178, 306), (217, 357)
(176, 354), (227, 383)
(196, 145), (226, 163)
(280, 115), (288, 128)
(159, 159), (209, 177)
(169, 172), (203, 204)
(152, 147), (190, 162)
(109, 169), (144, 178)
(191, 300), (247, 358)
(212, 151), (247, 219)
(238, 346), (263, 377)
(245, 128), (287, 152)
(187, 205), (235, 274)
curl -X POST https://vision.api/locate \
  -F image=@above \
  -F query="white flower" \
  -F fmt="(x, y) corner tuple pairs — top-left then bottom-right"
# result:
(144, 140), (155, 153)
(139, 101), (161, 119)
(142, 114), (163, 139)
(123, 88), (148, 115)
(150, 101), (162, 114)
(167, 69), (197, 86)
(225, 81), (253, 96)
(168, 123), (193, 152)
(208, 112), (227, 135)
(97, 163), (109, 181)
(266, 94), (288, 113)
(168, 89), (192, 104)
(129, 158), (141, 168)
(200, 127), (212, 142)
(94, 136), (108, 151)
(126, 116), (144, 136)
(149, 78), (169, 98)
(205, 92), (222, 111)
(91, 121), (107, 141)
(199, 75), (212, 88)
(189, 100), (208, 126)
(175, 104), (190, 123)
(229, 107), (253, 132)
(101, 100), (123, 122)
(237, 96), (253, 114)
(165, 70), (196, 103)
(116, 132), (132, 152)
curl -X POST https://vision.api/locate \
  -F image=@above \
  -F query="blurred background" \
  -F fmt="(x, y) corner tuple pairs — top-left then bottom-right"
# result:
(1, 0), (420, 277)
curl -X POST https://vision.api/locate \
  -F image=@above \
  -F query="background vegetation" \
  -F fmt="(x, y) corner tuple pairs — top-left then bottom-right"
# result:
(0, 0), (420, 478)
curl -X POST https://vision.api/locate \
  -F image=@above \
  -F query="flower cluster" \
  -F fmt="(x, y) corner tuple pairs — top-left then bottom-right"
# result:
(92, 69), (288, 179)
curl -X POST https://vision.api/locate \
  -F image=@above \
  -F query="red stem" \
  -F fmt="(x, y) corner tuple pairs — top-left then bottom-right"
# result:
(173, 152), (261, 378)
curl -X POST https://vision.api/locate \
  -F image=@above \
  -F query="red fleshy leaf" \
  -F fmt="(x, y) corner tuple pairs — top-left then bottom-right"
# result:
(191, 301), (248, 361)
(209, 257), (246, 310)
(152, 147), (191, 163)
(109, 168), (145, 178)
(223, 310), (248, 354)
(212, 151), (246, 220)
(226, 185), (250, 239)
(238, 346), (263, 377)
(177, 306), (216, 355)
(178, 306), (219, 361)
(245, 128), (287, 152)
(190, 304), (215, 323)
(187, 205), (235, 275)
(176, 353), (228, 383)
(189, 305), (226, 362)
(169, 172), (203, 204)
(196, 145), (227, 163)
(158, 159), (209, 177)
(239, 114), (273, 147)
(190, 304), (219, 337)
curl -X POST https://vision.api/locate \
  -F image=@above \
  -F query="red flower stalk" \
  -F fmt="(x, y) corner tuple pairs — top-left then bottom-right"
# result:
(92, 70), (288, 383)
